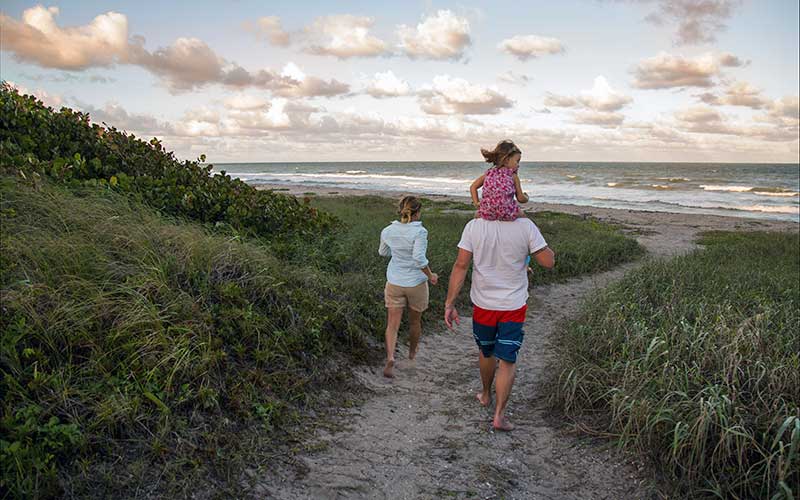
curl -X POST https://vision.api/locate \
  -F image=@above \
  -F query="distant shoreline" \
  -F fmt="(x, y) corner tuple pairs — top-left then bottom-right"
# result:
(254, 182), (799, 241)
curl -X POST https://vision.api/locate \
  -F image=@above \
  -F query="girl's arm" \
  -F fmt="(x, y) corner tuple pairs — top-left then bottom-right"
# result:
(470, 174), (486, 207)
(378, 231), (391, 256)
(513, 174), (529, 203)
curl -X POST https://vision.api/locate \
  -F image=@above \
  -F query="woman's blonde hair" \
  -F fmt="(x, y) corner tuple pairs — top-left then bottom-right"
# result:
(398, 196), (422, 223)
(481, 139), (522, 168)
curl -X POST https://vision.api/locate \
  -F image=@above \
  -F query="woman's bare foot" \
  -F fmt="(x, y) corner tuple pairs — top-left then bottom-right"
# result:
(383, 359), (395, 378)
(476, 392), (491, 407)
(492, 416), (514, 431)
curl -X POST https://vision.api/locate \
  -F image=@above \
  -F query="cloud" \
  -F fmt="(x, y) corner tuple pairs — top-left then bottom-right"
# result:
(639, 0), (742, 45)
(497, 35), (565, 61)
(544, 77), (631, 126)
(365, 71), (411, 98)
(223, 94), (271, 110)
(497, 71), (532, 86)
(253, 16), (290, 46)
(543, 93), (578, 108)
(631, 52), (739, 89)
(695, 81), (770, 109)
(397, 10), (471, 60)
(1, 6), (348, 96)
(718, 52), (747, 67)
(577, 76), (633, 111)
(0, 5), (129, 69)
(758, 96), (800, 128)
(574, 111), (625, 127)
(76, 100), (169, 133)
(303, 15), (388, 58)
(417, 75), (513, 115)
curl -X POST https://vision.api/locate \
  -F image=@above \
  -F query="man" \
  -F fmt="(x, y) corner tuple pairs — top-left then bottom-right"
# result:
(444, 217), (555, 431)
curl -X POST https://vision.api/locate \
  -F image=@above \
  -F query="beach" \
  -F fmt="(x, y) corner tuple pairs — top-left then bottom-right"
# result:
(257, 182), (799, 258)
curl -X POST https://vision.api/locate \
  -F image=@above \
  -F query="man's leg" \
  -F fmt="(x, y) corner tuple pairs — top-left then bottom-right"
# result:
(407, 309), (422, 360)
(493, 359), (517, 430)
(477, 350), (495, 407)
(384, 307), (403, 377)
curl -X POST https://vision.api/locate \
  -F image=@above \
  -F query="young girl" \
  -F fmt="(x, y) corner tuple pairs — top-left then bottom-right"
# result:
(378, 196), (438, 378)
(470, 140), (529, 220)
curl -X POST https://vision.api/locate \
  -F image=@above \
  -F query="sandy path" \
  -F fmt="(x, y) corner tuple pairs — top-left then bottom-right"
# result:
(253, 192), (796, 499)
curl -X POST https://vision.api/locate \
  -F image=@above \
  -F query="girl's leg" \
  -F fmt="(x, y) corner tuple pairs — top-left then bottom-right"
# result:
(384, 307), (404, 377)
(407, 309), (422, 360)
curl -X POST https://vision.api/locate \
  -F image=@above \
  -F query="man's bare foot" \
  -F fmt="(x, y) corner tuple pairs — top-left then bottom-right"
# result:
(408, 349), (417, 361)
(492, 416), (514, 431)
(476, 392), (491, 407)
(383, 359), (395, 378)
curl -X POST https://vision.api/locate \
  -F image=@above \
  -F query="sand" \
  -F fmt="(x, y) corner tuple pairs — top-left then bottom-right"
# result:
(250, 183), (797, 499)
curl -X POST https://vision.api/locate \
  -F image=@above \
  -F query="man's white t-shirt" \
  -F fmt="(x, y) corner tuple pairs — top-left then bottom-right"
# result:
(457, 218), (548, 311)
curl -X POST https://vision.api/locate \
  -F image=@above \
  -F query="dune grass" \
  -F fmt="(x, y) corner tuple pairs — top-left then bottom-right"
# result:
(550, 230), (800, 498)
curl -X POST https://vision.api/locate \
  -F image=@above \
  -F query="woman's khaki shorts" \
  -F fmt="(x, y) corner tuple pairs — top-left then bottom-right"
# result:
(384, 281), (429, 312)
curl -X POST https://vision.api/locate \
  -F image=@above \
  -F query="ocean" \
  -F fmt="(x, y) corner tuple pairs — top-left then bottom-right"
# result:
(213, 162), (800, 222)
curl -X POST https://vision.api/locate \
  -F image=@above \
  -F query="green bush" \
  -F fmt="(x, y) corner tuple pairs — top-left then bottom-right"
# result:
(0, 82), (337, 239)
(551, 230), (800, 498)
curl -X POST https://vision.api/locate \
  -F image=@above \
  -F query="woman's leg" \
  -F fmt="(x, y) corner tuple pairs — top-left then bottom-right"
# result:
(384, 306), (404, 377)
(407, 309), (422, 360)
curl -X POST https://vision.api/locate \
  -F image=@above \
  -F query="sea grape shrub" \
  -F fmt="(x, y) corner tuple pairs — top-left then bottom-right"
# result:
(0, 83), (338, 238)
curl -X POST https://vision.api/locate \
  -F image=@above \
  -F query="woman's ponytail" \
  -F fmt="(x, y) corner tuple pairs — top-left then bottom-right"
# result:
(398, 196), (422, 223)
(481, 140), (521, 167)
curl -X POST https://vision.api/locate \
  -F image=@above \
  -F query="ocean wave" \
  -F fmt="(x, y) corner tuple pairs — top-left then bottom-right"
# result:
(650, 184), (672, 190)
(657, 177), (690, 182)
(345, 170), (367, 174)
(737, 205), (799, 214)
(565, 174), (581, 180)
(753, 191), (799, 197)
(700, 185), (753, 192)
(607, 182), (620, 187)
(233, 172), (469, 185)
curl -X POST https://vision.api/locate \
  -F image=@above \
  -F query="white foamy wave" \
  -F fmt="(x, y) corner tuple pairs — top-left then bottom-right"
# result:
(657, 177), (690, 182)
(700, 185), (753, 192)
(260, 172), (468, 185)
(345, 170), (367, 174)
(738, 205), (799, 214)
(565, 174), (580, 180)
(753, 191), (799, 197)
(650, 184), (672, 190)
(607, 182), (619, 187)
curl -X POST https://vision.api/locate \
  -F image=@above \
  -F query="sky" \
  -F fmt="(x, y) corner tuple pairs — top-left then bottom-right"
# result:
(1, 1), (799, 163)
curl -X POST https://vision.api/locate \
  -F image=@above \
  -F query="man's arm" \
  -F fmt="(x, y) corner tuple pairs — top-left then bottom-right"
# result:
(532, 246), (555, 269)
(470, 174), (486, 207)
(444, 248), (472, 328)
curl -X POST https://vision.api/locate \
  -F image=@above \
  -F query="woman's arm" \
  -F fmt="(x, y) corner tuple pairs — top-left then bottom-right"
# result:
(378, 231), (391, 256)
(470, 174), (486, 207)
(513, 174), (529, 203)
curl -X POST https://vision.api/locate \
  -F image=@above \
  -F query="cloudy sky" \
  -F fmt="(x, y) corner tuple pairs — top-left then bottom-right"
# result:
(1, 1), (798, 163)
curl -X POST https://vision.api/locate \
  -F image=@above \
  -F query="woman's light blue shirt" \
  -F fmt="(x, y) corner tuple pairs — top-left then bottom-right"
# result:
(378, 221), (429, 287)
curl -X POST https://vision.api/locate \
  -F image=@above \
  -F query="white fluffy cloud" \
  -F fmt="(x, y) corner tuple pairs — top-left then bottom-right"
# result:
(397, 10), (471, 60)
(544, 77), (631, 127)
(366, 71), (411, 98)
(304, 15), (388, 58)
(0, 5), (128, 69)
(253, 16), (290, 47)
(695, 81), (770, 109)
(417, 75), (513, 115)
(631, 52), (739, 89)
(497, 35), (565, 61)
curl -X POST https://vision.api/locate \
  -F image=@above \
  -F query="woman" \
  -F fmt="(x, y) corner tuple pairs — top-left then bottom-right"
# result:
(378, 196), (438, 378)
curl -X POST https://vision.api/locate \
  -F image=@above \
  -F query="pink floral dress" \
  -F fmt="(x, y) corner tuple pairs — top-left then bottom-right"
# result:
(477, 167), (519, 221)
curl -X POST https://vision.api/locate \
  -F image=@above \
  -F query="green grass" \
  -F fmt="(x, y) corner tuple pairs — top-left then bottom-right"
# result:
(550, 230), (800, 498)
(0, 180), (643, 498)
(0, 176), (372, 498)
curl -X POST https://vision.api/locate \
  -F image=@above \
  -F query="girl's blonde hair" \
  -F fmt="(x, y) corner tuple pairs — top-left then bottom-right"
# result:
(398, 196), (422, 223)
(481, 140), (522, 168)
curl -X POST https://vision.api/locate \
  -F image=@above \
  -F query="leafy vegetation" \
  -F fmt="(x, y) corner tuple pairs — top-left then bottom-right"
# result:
(0, 82), (336, 239)
(551, 231), (800, 498)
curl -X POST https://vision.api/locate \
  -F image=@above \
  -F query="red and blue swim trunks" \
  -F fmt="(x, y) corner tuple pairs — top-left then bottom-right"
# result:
(472, 304), (527, 363)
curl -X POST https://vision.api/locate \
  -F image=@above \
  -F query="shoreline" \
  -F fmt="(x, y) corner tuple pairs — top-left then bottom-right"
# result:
(257, 182), (798, 258)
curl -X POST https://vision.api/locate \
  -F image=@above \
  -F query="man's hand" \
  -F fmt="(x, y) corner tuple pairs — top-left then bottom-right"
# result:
(429, 273), (439, 286)
(444, 305), (460, 329)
